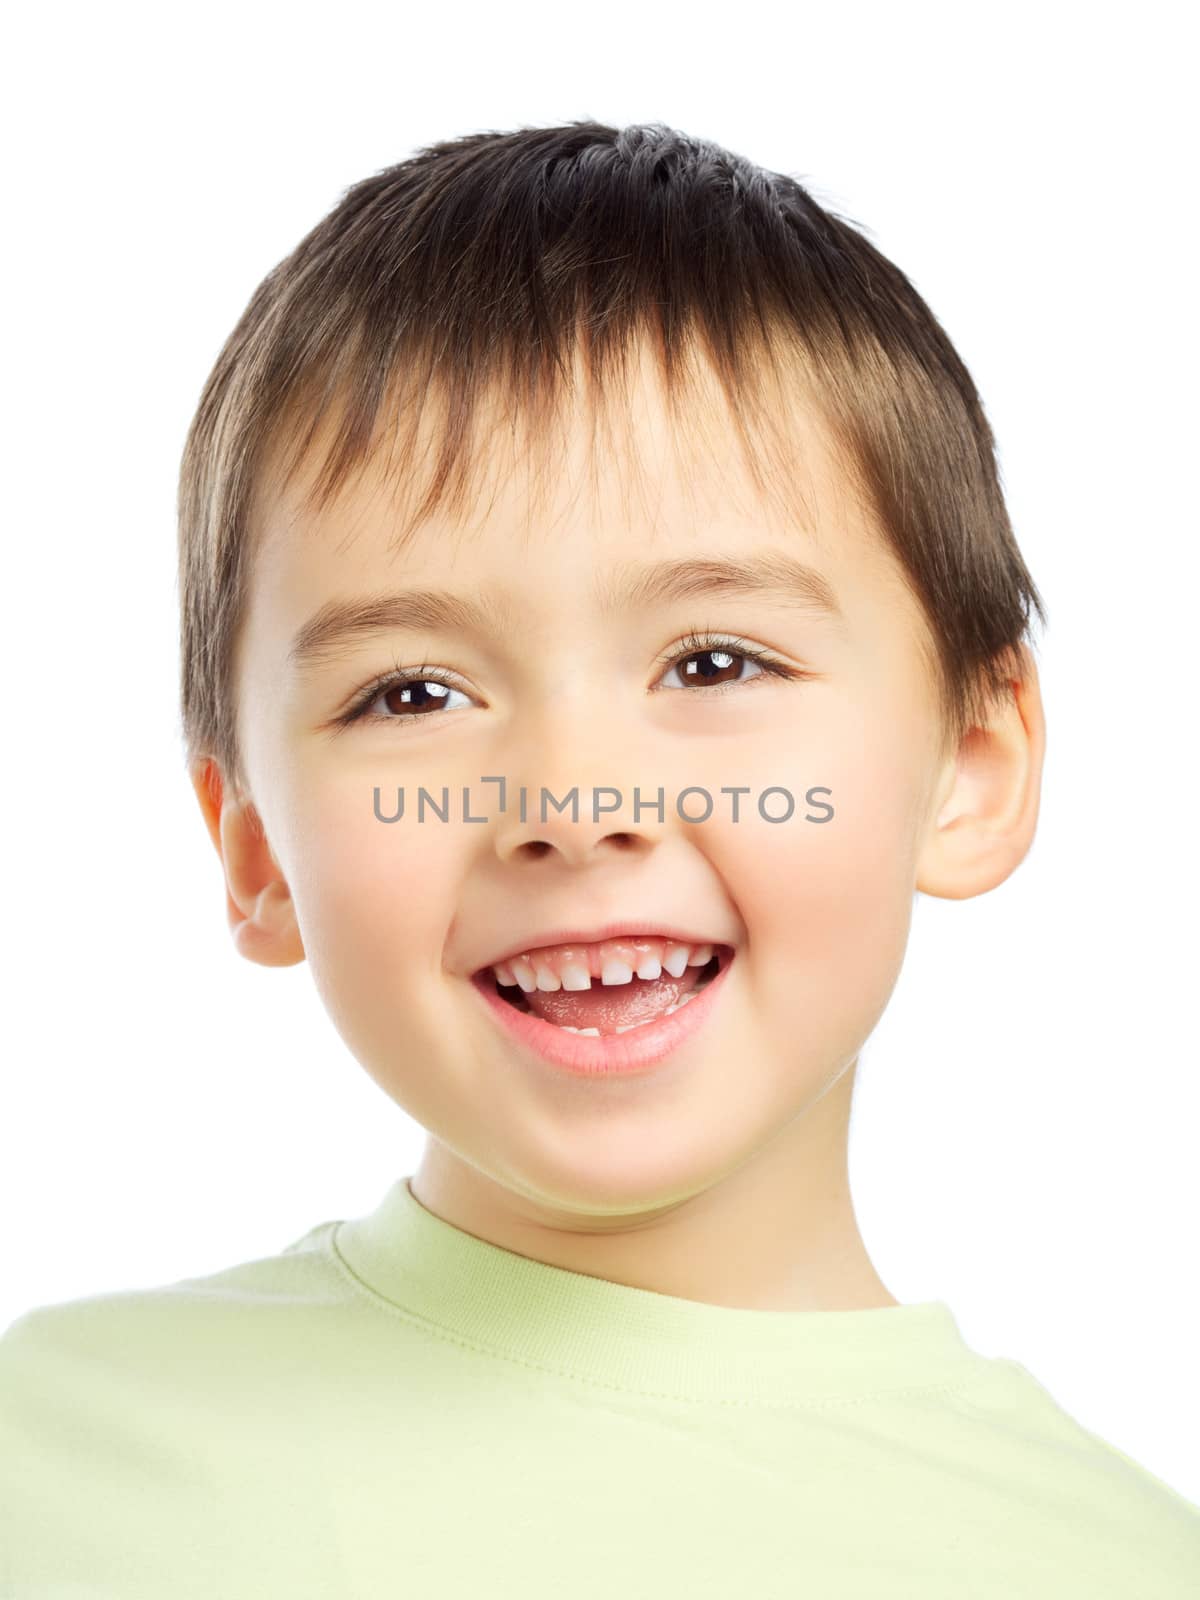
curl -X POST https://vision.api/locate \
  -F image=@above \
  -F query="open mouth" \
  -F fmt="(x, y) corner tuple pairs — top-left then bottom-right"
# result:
(472, 945), (732, 1038)
(489, 947), (723, 1011)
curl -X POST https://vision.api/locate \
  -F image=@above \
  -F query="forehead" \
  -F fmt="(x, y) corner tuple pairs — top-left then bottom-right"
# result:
(247, 335), (921, 638)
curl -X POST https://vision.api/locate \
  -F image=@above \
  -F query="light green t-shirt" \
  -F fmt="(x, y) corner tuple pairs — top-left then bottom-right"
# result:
(2, 1175), (1197, 1597)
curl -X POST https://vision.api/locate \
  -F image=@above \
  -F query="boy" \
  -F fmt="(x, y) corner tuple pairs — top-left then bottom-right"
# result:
(2, 119), (1197, 1596)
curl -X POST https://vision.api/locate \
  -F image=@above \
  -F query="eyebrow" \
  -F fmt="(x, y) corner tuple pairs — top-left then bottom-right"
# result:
(288, 553), (844, 671)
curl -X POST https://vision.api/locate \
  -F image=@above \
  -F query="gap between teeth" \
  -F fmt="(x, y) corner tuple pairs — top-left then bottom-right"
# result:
(500, 943), (715, 993)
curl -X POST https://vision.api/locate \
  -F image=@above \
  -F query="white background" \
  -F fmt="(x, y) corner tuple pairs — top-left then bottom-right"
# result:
(3, 0), (1197, 1506)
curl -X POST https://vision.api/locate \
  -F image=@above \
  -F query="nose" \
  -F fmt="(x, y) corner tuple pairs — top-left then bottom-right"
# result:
(493, 780), (668, 868)
(490, 734), (671, 870)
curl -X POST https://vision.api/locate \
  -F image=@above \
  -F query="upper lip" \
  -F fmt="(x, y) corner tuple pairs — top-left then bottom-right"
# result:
(474, 922), (733, 973)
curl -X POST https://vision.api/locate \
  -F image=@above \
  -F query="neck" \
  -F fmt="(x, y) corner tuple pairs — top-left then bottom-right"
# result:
(411, 1061), (898, 1313)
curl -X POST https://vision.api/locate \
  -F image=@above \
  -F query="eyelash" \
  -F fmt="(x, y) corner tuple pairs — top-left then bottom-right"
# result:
(336, 630), (804, 730)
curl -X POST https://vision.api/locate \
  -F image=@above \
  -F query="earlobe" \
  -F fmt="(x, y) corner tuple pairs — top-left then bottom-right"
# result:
(915, 650), (1046, 901)
(229, 879), (305, 968)
(188, 758), (306, 968)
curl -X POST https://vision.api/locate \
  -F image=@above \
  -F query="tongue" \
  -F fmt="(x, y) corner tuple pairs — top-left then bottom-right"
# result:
(522, 965), (704, 1032)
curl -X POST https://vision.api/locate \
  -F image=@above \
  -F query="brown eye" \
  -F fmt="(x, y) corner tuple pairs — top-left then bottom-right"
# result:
(380, 679), (455, 716)
(346, 674), (474, 726)
(660, 647), (765, 691)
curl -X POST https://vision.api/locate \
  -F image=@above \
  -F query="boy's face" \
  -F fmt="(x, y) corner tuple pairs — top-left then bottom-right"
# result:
(213, 343), (1034, 1299)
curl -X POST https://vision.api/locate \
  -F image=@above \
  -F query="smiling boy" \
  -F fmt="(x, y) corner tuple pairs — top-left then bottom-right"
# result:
(229, 328), (981, 1315)
(3, 120), (1197, 1596)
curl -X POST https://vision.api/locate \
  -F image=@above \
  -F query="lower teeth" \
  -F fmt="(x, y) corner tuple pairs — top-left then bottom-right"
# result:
(557, 985), (703, 1037)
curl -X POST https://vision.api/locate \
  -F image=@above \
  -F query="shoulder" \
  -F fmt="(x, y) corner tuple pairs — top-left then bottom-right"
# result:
(0, 1221), (364, 1594)
(950, 1355), (1200, 1579)
(0, 1217), (348, 1405)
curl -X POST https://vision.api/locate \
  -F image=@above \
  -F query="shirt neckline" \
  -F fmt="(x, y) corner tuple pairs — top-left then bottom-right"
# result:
(332, 1175), (986, 1404)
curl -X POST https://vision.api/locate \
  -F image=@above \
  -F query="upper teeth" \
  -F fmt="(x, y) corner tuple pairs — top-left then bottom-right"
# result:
(492, 937), (716, 993)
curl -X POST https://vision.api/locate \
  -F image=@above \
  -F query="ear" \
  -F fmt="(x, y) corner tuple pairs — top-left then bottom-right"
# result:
(189, 758), (305, 967)
(915, 645), (1046, 900)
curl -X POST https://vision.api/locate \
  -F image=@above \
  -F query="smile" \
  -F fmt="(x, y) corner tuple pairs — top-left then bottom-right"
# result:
(469, 944), (735, 1077)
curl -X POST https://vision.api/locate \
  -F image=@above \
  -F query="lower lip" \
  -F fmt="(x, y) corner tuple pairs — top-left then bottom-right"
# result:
(469, 950), (735, 1077)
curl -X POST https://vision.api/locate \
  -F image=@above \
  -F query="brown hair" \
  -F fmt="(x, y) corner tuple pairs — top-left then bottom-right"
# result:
(178, 119), (1046, 796)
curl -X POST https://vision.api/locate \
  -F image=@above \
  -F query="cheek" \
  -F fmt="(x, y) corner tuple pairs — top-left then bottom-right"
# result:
(279, 778), (461, 1031)
(712, 697), (929, 1048)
